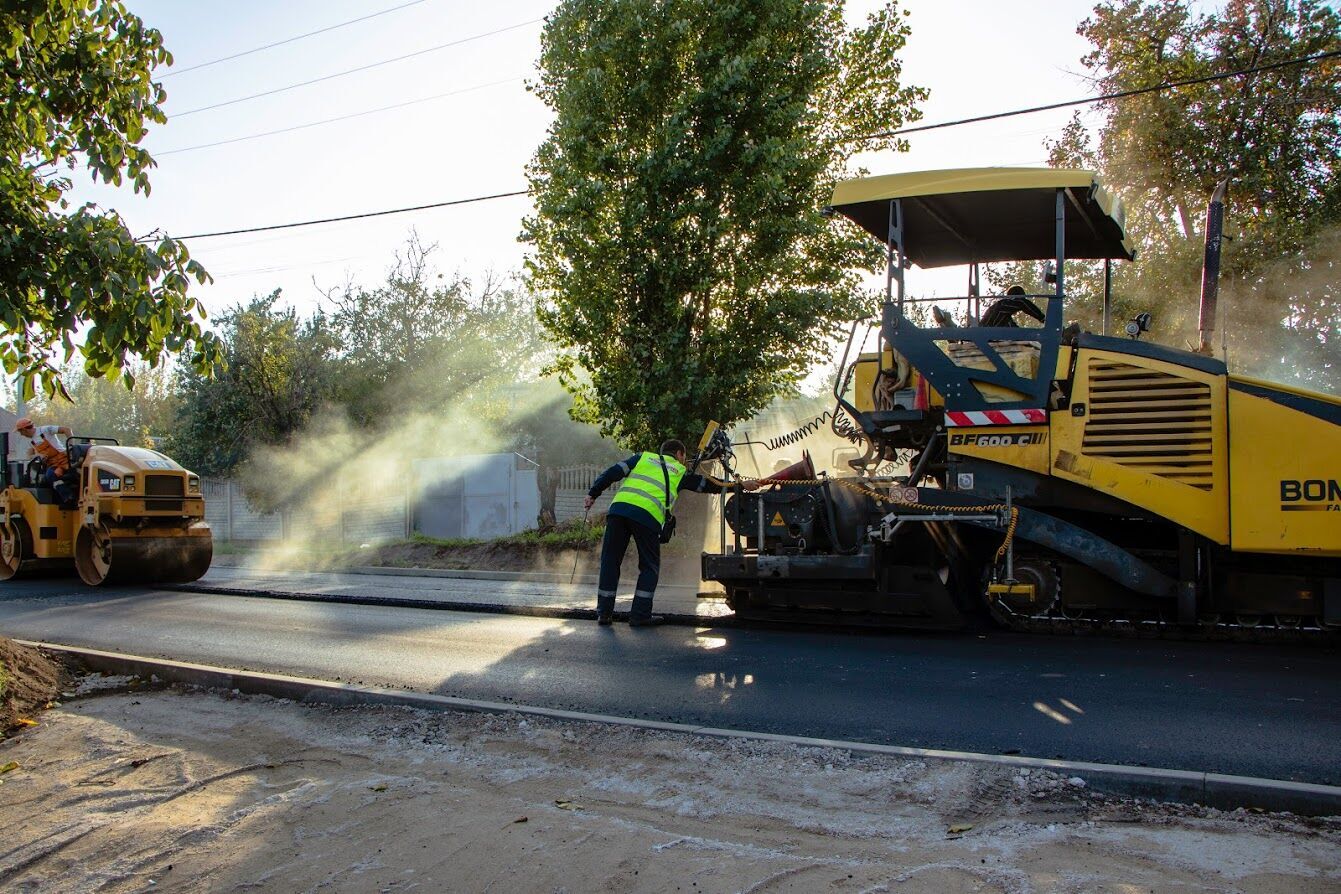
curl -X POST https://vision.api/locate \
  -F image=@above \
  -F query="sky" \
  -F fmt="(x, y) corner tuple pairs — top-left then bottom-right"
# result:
(69, 0), (1132, 321)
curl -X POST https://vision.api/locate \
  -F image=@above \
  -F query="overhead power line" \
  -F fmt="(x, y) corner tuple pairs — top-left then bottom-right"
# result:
(157, 75), (524, 156)
(160, 0), (431, 78)
(173, 17), (543, 117)
(856, 48), (1341, 142)
(161, 48), (1337, 241)
(163, 190), (530, 241)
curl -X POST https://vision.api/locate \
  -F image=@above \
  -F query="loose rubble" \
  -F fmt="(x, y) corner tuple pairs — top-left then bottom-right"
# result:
(0, 685), (1336, 892)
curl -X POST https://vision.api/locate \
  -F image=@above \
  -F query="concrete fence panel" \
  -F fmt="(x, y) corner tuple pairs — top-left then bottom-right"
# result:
(555, 464), (609, 522)
(202, 455), (559, 543)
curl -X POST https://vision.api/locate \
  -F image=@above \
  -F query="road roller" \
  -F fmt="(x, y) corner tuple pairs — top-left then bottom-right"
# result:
(0, 434), (212, 586)
(700, 167), (1341, 636)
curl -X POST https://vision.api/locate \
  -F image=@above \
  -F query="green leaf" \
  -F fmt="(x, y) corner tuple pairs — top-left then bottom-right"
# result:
(0, 1), (214, 397)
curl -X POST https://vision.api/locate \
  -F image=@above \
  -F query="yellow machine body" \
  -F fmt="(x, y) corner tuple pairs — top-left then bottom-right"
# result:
(0, 489), (76, 561)
(0, 442), (212, 585)
(1050, 347), (1231, 544)
(1226, 377), (1341, 555)
(852, 342), (1341, 558)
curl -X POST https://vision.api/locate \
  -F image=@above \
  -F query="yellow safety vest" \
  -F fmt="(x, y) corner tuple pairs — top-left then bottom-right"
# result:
(609, 452), (685, 526)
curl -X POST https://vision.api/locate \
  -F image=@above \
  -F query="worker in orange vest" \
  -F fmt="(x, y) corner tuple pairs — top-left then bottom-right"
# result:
(15, 418), (76, 506)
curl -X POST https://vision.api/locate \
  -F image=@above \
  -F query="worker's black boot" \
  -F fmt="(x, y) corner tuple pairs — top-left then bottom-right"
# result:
(628, 593), (664, 627)
(596, 593), (615, 626)
(52, 480), (76, 509)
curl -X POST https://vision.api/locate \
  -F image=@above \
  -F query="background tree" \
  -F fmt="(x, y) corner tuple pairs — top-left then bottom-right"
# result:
(163, 235), (618, 495)
(1, 0), (221, 398)
(324, 234), (547, 428)
(165, 292), (338, 477)
(523, 0), (926, 447)
(1017, 0), (1340, 389)
(22, 361), (178, 447)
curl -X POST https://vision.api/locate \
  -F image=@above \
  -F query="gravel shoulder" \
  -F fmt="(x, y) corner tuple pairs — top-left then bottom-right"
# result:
(1, 686), (1337, 893)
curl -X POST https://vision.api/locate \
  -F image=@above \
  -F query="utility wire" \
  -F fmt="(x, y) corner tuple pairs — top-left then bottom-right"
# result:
(854, 48), (1341, 142)
(161, 190), (530, 241)
(157, 75), (524, 156)
(172, 17), (543, 117)
(160, 0), (431, 78)
(162, 48), (1338, 241)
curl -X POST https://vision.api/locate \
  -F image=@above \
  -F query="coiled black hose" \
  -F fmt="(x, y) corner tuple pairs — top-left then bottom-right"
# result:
(763, 407), (864, 450)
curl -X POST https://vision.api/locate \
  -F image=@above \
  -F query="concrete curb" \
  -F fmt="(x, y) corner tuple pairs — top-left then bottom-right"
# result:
(209, 561), (702, 588)
(210, 562), (599, 585)
(24, 640), (1341, 818)
(334, 565), (600, 585)
(169, 583), (735, 628)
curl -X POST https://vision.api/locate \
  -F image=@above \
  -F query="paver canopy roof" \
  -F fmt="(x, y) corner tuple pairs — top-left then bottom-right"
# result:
(829, 167), (1135, 268)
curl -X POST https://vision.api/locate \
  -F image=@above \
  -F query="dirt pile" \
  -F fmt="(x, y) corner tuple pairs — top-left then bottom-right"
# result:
(0, 638), (66, 735)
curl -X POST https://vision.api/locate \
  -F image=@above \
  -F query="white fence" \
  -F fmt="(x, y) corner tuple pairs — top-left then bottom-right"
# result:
(202, 458), (593, 543)
(202, 478), (409, 544)
(413, 454), (540, 539)
(554, 465), (611, 522)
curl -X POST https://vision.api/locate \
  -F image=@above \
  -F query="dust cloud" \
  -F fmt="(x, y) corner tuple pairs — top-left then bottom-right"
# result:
(1218, 224), (1341, 390)
(237, 411), (494, 573)
(231, 383), (613, 574)
(214, 267), (888, 585)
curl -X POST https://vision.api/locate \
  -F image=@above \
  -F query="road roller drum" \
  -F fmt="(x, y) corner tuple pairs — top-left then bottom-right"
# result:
(0, 519), (32, 581)
(75, 524), (213, 586)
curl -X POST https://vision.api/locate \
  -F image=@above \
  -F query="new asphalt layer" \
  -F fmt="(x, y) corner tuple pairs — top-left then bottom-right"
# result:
(25, 641), (1341, 816)
(0, 572), (1338, 805)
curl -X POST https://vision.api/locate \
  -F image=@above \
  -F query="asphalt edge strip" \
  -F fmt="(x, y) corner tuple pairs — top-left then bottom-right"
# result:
(211, 564), (601, 586)
(22, 639), (1341, 818)
(168, 583), (735, 628)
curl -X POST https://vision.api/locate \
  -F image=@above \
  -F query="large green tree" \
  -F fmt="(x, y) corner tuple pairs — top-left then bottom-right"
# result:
(1037, 0), (1340, 388)
(1, 0), (220, 399)
(522, 0), (925, 447)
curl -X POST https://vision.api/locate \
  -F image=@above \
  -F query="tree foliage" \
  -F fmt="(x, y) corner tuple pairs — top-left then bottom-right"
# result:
(165, 292), (338, 476)
(20, 360), (177, 447)
(323, 234), (546, 427)
(0, 0), (221, 399)
(164, 237), (614, 483)
(522, 0), (925, 447)
(1033, 0), (1341, 387)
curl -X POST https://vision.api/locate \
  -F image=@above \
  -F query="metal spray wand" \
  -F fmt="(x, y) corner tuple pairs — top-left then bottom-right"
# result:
(568, 506), (590, 585)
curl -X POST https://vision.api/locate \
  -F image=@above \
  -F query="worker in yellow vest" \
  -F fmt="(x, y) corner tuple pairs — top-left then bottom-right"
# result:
(585, 439), (758, 627)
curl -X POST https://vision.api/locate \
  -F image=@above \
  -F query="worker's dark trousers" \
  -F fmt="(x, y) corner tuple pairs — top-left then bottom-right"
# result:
(597, 515), (661, 608)
(44, 468), (75, 507)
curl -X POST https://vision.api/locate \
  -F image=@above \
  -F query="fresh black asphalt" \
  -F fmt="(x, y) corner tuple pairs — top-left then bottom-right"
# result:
(1, 578), (1337, 784)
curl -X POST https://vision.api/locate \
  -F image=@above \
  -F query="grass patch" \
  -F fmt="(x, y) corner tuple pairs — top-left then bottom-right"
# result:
(0, 658), (8, 701)
(499, 519), (604, 548)
(408, 518), (605, 550)
(410, 533), (484, 549)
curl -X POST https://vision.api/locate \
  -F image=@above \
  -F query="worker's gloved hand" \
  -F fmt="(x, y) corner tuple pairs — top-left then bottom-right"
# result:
(740, 480), (762, 492)
(583, 495), (595, 510)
